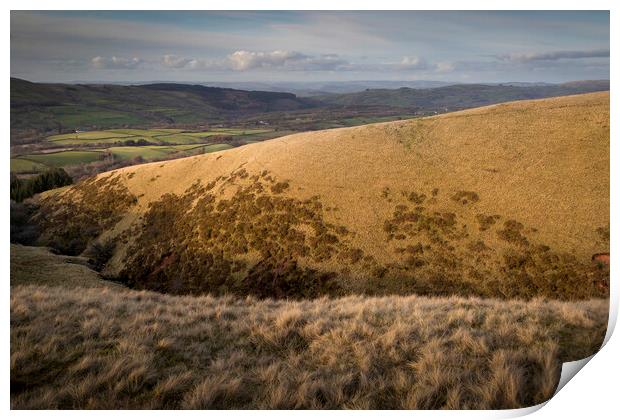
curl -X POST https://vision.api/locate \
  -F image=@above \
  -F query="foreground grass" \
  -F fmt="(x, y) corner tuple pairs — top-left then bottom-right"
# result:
(11, 284), (607, 409)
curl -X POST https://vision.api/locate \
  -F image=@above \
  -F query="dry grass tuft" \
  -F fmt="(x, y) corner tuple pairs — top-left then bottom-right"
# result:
(11, 284), (607, 409)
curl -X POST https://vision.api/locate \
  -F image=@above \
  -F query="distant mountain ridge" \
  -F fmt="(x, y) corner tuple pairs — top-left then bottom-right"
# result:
(62, 80), (456, 96)
(10, 78), (317, 133)
(316, 80), (610, 109)
(10, 78), (609, 136)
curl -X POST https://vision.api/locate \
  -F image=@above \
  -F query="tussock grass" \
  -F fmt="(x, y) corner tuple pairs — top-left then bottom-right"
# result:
(11, 284), (607, 409)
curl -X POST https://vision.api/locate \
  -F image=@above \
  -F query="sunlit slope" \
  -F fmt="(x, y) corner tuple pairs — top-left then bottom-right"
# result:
(35, 92), (610, 299)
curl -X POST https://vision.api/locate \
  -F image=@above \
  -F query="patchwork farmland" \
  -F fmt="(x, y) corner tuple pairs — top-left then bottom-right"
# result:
(46, 128), (272, 146)
(10, 128), (276, 177)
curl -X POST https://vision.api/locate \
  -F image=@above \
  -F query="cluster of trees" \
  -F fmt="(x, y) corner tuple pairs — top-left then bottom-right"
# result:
(10, 200), (39, 245)
(10, 168), (72, 202)
(121, 138), (152, 146)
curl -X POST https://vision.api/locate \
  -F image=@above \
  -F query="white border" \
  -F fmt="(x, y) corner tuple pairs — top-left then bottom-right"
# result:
(3, 2), (616, 419)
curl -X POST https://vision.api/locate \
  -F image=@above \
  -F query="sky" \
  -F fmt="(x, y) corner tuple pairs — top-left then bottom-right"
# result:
(10, 11), (610, 84)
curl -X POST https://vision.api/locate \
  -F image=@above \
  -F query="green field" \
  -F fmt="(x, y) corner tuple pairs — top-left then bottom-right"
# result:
(149, 134), (207, 144)
(107, 129), (181, 136)
(209, 128), (272, 135)
(48, 131), (135, 142)
(167, 144), (208, 151)
(50, 137), (152, 146)
(20, 151), (105, 167)
(10, 158), (51, 173)
(105, 146), (170, 160)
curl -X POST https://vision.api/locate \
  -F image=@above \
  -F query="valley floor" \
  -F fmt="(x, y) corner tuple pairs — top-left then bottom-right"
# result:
(10, 246), (608, 409)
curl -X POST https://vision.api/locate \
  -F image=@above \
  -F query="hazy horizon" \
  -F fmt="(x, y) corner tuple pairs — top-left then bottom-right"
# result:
(11, 77), (610, 86)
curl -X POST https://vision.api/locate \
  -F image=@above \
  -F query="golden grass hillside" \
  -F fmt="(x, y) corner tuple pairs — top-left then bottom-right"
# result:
(32, 92), (610, 300)
(10, 281), (608, 409)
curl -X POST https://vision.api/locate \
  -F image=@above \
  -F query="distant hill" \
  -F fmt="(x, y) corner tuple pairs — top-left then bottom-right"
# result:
(32, 92), (609, 301)
(190, 80), (457, 96)
(11, 79), (609, 137)
(11, 78), (609, 137)
(10, 78), (316, 133)
(317, 80), (610, 111)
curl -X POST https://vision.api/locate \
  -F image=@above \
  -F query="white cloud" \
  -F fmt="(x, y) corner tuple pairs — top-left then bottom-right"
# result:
(161, 54), (227, 71)
(226, 50), (348, 71)
(159, 50), (350, 72)
(94, 47), (608, 79)
(435, 62), (455, 73)
(91, 56), (143, 70)
(399, 56), (429, 70)
(228, 50), (305, 70)
(156, 50), (460, 75)
(162, 54), (193, 69)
